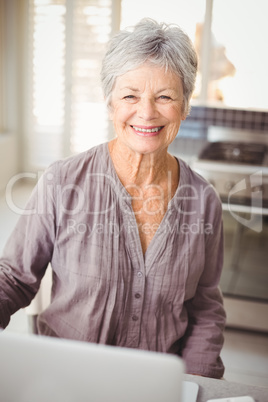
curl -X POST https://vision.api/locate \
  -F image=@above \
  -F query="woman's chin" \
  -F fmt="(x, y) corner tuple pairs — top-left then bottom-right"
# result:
(128, 140), (166, 155)
(114, 132), (169, 155)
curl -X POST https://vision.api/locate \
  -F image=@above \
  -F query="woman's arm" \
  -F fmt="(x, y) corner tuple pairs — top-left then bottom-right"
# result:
(0, 166), (57, 329)
(180, 199), (226, 379)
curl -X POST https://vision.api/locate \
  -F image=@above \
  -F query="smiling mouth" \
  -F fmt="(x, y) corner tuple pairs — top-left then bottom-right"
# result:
(131, 125), (164, 134)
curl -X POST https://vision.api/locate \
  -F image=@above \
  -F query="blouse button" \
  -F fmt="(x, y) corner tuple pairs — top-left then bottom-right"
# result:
(135, 293), (141, 299)
(137, 271), (143, 277)
(132, 315), (139, 321)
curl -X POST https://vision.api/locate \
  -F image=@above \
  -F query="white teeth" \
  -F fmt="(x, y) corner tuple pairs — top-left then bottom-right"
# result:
(132, 126), (162, 133)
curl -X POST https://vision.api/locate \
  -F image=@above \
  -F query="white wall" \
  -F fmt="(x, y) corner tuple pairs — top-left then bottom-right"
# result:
(0, 135), (18, 192)
(0, 0), (25, 191)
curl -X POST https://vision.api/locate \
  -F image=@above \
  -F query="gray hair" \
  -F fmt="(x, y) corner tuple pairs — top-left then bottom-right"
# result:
(101, 18), (198, 115)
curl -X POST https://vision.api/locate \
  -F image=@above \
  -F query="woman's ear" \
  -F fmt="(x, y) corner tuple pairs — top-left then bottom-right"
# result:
(181, 102), (188, 121)
(105, 97), (114, 121)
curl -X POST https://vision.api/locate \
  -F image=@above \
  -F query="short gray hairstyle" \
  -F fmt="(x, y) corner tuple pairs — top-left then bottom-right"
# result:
(101, 18), (198, 115)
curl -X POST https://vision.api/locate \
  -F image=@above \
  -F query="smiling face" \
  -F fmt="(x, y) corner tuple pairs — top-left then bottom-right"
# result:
(109, 63), (186, 156)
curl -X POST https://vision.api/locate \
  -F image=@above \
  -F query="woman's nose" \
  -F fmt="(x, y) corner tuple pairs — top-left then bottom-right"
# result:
(137, 98), (159, 121)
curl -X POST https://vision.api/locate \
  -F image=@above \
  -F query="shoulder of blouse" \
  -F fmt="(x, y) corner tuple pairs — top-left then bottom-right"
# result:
(42, 143), (109, 183)
(178, 157), (222, 218)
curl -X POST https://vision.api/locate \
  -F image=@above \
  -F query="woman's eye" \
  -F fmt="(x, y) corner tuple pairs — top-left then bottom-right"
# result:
(159, 95), (171, 100)
(123, 95), (135, 100)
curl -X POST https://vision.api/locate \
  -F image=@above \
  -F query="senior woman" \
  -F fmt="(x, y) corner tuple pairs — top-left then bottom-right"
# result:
(0, 19), (225, 378)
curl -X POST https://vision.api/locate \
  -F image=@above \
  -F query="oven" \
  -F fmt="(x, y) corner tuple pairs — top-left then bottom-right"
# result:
(192, 127), (268, 332)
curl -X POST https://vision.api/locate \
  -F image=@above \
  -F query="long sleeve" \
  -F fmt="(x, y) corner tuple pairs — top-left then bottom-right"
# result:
(0, 166), (56, 328)
(180, 196), (226, 379)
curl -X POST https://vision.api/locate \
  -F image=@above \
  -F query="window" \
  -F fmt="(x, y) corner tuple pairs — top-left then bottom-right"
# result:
(26, 0), (114, 170)
(208, 0), (268, 109)
(26, 0), (66, 168)
(69, 0), (112, 154)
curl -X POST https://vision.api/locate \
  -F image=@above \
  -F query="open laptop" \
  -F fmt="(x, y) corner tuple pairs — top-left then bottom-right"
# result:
(0, 332), (198, 402)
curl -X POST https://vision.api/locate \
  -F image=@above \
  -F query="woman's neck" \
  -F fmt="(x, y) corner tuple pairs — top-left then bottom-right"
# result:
(108, 138), (180, 254)
(108, 138), (177, 188)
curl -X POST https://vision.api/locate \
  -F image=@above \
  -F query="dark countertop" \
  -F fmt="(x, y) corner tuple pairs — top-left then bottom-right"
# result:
(184, 374), (268, 402)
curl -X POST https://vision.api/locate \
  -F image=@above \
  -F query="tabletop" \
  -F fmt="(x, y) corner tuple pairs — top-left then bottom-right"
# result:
(184, 374), (268, 402)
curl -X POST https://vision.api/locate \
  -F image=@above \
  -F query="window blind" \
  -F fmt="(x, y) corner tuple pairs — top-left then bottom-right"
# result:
(27, 0), (66, 168)
(26, 0), (113, 170)
(69, 0), (112, 155)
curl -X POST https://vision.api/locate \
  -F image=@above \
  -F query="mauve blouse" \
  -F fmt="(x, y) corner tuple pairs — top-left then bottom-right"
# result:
(0, 142), (226, 378)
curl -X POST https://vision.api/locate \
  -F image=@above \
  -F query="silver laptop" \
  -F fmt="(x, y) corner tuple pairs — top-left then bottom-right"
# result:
(0, 332), (198, 402)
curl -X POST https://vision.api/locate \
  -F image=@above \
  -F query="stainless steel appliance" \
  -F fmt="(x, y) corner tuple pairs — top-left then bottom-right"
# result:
(192, 127), (268, 332)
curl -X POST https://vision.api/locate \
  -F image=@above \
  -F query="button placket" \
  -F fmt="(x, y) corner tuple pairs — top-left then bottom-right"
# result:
(126, 267), (145, 347)
(120, 203), (145, 347)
